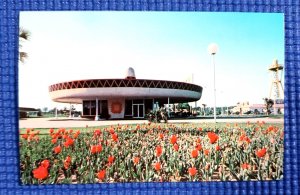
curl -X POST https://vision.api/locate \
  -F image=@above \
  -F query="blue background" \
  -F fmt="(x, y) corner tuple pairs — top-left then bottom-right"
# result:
(0, 0), (299, 194)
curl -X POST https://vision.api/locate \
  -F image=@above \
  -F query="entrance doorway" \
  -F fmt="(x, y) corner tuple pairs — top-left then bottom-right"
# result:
(133, 104), (144, 118)
(100, 100), (108, 119)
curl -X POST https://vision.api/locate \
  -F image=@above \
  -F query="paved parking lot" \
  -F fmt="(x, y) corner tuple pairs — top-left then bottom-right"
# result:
(19, 117), (284, 129)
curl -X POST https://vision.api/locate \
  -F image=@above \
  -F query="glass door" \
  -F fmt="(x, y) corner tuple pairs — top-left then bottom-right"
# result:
(132, 104), (144, 118)
(133, 105), (138, 118)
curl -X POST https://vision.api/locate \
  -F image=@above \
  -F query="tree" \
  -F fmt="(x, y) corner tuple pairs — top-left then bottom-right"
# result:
(177, 103), (190, 110)
(19, 28), (30, 63)
(37, 108), (42, 117)
(263, 98), (274, 115)
(42, 107), (48, 113)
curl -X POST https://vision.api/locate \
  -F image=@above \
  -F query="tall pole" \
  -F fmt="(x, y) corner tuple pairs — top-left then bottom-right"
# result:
(69, 103), (72, 118)
(55, 106), (58, 119)
(212, 54), (216, 123)
(208, 43), (218, 124)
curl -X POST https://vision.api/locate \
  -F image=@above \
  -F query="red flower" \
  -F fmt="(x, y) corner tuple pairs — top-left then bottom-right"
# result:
(94, 129), (101, 136)
(207, 132), (219, 144)
(64, 138), (74, 147)
(73, 131), (80, 139)
(239, 134), (245, 141)
(256, 148), (267, 158)
(90, 145), (102, 154)
(111, 133), (118, 142)
(109, 128), (115, 134)
(267, 126), (274, 132)
(170, 135), (177, 145)
(191, 149), (198, 158)
(198, 127), (203, 131)
(108, 156), (115, 165)
(173, 143), (179, 151)
(51, 133), (58, 139)
(154, 162), (161, 171)
(188, 167), (197, 176)
(204, 149), (209, 156)
(28, 134), (35, 141)
(32, 166), (48, 180)
(51, 139), (57, 144)
(136, 124), (141, 130)
(73, 133), (79, 139)
(244, 137), (251, 143)
(195, 144), (202, 151)
(156, 146), (163, 157)
(49, 128), (54, 134)
(40, 160), (50, 169)
(96, 145), (102, 153)
(159, 133), (164, 140)
(241, 163), (250, 169)
(64, 156), (71, 169)
(196, 138), (201, 143)
(133, 157), (140, 165)
(65, 156), (71, 162)
(216, 145), (221, 151)
(54, 146), (62, 154)
(91, 145), (97, 154)
(21, 134), (28, 140)
(97, 170), (106, 181)
(239, 134), (251, 143)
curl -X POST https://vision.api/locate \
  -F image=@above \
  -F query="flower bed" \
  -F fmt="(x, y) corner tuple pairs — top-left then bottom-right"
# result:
(19, 122), (283, 184)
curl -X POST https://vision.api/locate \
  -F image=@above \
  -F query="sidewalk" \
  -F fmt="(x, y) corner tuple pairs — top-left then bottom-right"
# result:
(19, 117), (284, 129)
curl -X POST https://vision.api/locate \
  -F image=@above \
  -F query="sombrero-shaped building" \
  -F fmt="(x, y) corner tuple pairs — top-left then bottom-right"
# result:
(49, 67), (203, 120)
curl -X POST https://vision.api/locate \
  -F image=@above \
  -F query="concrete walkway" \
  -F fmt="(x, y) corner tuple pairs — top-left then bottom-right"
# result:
(19, 117), (284, 129)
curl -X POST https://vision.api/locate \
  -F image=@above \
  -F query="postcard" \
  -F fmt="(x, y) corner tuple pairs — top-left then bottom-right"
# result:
(19, 11), (284, 184)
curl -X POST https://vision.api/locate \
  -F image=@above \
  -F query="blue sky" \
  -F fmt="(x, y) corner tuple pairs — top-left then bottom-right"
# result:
(19, 11), (284, 110)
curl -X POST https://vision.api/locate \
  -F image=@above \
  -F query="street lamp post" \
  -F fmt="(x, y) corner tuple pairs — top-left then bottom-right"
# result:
(55, 106), (58, 119)
(208, 43), (219, 123)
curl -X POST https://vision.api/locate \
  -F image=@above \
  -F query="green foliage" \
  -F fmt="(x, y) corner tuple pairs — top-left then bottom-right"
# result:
(177, 103), (190, 110)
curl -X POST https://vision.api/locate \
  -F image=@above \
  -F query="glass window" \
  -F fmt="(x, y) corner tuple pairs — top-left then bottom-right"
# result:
(83, 100), (90, 115)
(139, 104), (144, 117)
(132, 99), (143, 104)
(133, 105), (138, 117)
(125, 100), (132, 116)
(90, 101), (96, 115)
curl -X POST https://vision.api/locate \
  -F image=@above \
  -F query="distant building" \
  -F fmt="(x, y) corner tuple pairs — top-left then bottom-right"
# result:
(231, 101), (284, 115)
(19, 107), (40, 118)
(249, 104), (265, 114)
